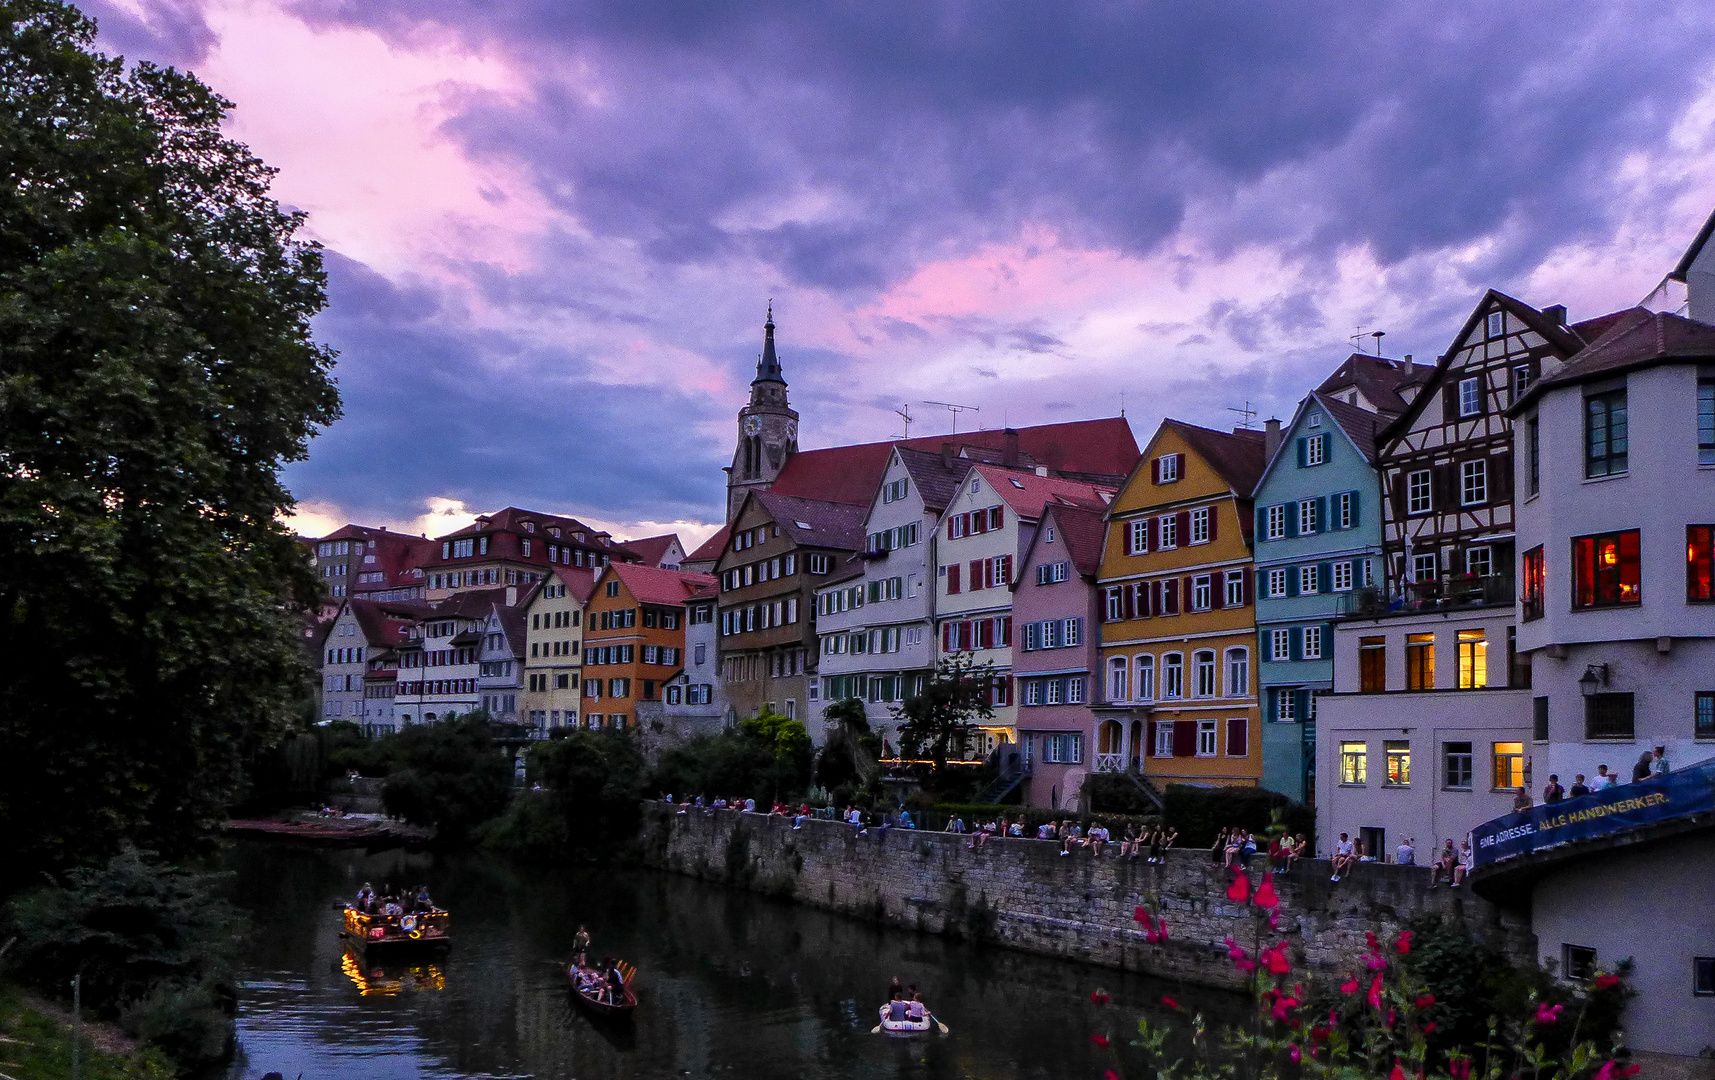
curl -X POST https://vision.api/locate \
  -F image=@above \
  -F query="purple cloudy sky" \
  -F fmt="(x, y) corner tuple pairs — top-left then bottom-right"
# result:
(83, 1), (1715, 547)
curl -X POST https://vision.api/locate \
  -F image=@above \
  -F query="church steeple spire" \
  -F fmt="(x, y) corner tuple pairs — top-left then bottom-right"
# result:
(755, 301), (783, 385)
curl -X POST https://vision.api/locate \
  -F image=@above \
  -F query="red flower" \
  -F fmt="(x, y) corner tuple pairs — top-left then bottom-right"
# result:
(1090, 990), (1110, 1005)
(1106, 1072), (1121, 1080)
(1253, 872), (1279, 909)
(1156, 918), (1170, 940)
(1268, 909), (1281, 930)
(1272, 996), (1299, 1023)
(1592, 974), (1622, 990)
(1424, 1022), (1437, 1033)
(1450, 1057), (1473, 1080)
(1261, 943), (1292, 976)
(1225, 936), (1244, 962)
(1367, 974), (1384, 1010)
(1340, 977), (1359, 994)
(1145, 930), (1160, 944)
(1534, 1003), (1564, 1025)
(1386, 1008), (1397, 1027)
(1389, 1061), (1408, 1080)
(1090, 1034), (1110, 1048)
(1134, 906), (1153, 929)
(1161, 996), (1180, 1010)
(1395, 930), (1414, 955)
(1227, 869), (1252, 903)
(1290, 1045), (1302, 1064)
(1366, 931), (1380, 951)
(1415, 994), (1436, 1009)
(1367, 951), (1390, 972)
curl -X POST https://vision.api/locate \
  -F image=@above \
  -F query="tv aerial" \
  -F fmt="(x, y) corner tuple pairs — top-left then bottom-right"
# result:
(923, 400), (979, 435)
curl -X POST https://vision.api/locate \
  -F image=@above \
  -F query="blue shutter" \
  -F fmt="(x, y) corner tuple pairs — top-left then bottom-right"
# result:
(1296, 438), (1308, 467)
(1347, 489), (1360, 529)
(1289, 627), (1303, 660)
(1256, 569), (1268, 599)
(1256, 507), (1267, 538)
(1319, 563), (1332, 593)
(1294, 689), (1311, 722)
(1285, 568), (1298, 597)
(1285, 505), (1298, 538)
(1316, 496), (1329, 533)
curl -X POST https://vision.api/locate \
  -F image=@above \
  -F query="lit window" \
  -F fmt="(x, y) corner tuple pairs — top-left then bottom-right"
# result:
(1406, 633), (1435, 690)
(1458, 630), (1487, 689)
(1572, 530), (1641, 608)
(1384, 741), (1411, 786)
(1340, 741), (1367, 785)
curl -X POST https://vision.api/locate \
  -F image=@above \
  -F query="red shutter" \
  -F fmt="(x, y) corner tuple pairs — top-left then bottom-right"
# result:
(969, 560), (983, 590)
(1390, 472), (1407, 518)
(1121, 585), (1134, 619)
(1146, 720), (1157, 756)
(992, 506), (1004, 529)
(1227, 717), (1249, 758)
(1150, 458), (1161, 484)
(1212, 574), (1226, 609)
(1172, 719), (1196, 757)
(1148, 517), (1159, 550)
(941, 622), (952, 652)
(1207, 505), (1219, 542)
(948, 519), (956, 540)
(1176, 511), (1191, 544)
(1243, 569), (1254, 606)
(947, 564), (960, 593)
(972, 511), (985, 535)
(1174, 453), (1186, 477)
(999, 554), (1013, 584)
(1163, 579), (1179, 615)
(999, 616), (1012, 646)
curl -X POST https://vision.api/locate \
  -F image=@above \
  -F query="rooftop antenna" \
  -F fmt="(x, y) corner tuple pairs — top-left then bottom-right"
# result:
(892, 403), (913, 441)
(923, 399), (979, 435)
(1227, 400), (1258, 430)
(1349, 324), (1367, 351)
(1370, 330), (1386, 358)
(1120, 390), (1126, 419)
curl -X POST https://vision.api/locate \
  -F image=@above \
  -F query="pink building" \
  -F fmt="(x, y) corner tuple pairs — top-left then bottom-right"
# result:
(1010, 503), (1108, 809)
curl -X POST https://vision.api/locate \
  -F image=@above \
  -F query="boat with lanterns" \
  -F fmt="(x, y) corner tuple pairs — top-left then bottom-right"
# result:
(341, 903), (451, 956)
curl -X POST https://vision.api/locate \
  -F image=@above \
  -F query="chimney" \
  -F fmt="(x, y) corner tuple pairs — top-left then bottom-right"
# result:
(1543, 304), (1567, 326)
(1397, 352), (1412, 374)
(505, 586), (517, 607)
(1003, 428), (1020, 468)
(1264, 417), (1283, 459)
(941, 441), (955, 469)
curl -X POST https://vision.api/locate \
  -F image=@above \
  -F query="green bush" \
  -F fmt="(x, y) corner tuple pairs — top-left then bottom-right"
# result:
(1161, 784), (1313, 848)
(380, 715), (514, 842)
(2, 848), (239, 1071)
(650, 713), (812, 804)
(1082, 772), (1160, 814)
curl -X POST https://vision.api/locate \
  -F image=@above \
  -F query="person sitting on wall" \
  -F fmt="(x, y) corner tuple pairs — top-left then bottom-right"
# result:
(1455, 840), (1473, 886)
(1395, 837), (1415, 866)
(1569, 774), (1591, 799)
(947, 815), (966, 834)
(1282, 834), (1302, 871)
(1428, 840), (1457, 888)
(1087, 822), (1109, 856)
(1223, 829), (1246, 868)
(1632, 752), (1654, 784)
(1153, 827), (1178, 864)
(1355, 840), (1375, 863)
(1329, 832), (1355, 883)
(1058, 820), (1083, 857)
(1542, 774), (1565, 804)
(1037, 821), (1055, 841)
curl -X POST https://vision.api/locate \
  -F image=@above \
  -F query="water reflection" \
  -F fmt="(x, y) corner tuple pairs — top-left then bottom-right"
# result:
(222, 840), (1244, 1080)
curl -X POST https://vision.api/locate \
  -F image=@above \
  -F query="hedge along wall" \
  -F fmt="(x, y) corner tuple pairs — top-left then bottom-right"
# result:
(637, 804), (1532, 990)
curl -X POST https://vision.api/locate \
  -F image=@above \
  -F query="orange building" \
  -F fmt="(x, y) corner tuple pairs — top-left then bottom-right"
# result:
(1093, 421), (1266, 788)
(581, 562), (716, 729)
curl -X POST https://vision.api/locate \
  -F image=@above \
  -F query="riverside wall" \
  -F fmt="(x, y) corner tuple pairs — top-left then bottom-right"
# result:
(637, 804), (1533, 991)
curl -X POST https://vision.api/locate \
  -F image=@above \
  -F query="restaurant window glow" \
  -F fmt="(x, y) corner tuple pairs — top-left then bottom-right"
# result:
(1572, 530), (1640, 608)
(1689, 526), (1715, 602)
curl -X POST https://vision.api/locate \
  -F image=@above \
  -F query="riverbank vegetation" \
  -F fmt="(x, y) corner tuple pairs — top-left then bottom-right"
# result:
(0, 987), (175, 1080)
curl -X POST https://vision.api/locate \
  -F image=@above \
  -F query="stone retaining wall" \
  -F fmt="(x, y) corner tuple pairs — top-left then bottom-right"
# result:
(638, 804), (1534, 990)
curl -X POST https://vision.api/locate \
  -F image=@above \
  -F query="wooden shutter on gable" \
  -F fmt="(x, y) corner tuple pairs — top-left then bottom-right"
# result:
(1176, 511), (1191, 544)
(1207, 504), (1218, 542)
(1492, 452), (1514, 502)
(1174, 453), (1186, 477)
(1150, 457), (1161, 483)
(1148, 517), (1159, 550)
(1442, 382), (1458, 423)
(946, 564), (960, 593)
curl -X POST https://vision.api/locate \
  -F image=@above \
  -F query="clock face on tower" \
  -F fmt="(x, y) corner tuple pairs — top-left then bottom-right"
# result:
(786, 421), (798, 441)
(743, 415), (762, 436)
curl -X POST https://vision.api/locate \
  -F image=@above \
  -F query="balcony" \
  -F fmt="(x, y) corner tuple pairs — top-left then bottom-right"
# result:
(1093, 752), (1125, 773)
(1338, 573), (1515, 618)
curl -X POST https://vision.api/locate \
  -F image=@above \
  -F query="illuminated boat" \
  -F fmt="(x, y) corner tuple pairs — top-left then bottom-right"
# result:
(341, 905), (451, 955)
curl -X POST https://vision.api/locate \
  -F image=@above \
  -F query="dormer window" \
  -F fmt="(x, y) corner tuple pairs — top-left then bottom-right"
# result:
(1308, 413), (1321, 428)
(549, 527), (560, 538)
(522, 521), (535, 533)
(1486, 311), (1504, 338)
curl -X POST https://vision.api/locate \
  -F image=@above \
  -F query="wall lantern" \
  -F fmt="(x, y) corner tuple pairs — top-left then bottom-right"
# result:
(1578, 663), (1610, 697)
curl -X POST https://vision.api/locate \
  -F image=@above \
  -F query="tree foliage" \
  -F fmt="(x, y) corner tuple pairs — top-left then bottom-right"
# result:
(0, 0), (340, 876)
(650, 713), (814, 803)
(380, 716), (515, 843)
(891, 655), (997, 769)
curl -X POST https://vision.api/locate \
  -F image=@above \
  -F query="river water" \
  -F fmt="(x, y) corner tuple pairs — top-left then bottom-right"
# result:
(221, 840), (1239, 1080)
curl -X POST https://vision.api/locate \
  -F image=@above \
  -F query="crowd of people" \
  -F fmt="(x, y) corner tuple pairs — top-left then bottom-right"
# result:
(351, 882), (436, 916)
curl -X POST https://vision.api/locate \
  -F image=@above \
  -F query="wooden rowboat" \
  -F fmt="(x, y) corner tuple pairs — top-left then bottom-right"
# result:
(568, 959), (637, 1017)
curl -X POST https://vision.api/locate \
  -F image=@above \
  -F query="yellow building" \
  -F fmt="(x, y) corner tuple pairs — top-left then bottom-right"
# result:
(521, 567), (595, 732)
(1094, 420), (1267, 788)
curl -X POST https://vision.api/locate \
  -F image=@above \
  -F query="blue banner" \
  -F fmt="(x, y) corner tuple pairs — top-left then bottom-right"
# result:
(1471, 758), (1715, 867)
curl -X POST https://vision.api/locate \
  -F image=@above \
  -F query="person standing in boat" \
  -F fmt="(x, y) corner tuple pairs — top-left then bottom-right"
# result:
(573, 926), (591, 955)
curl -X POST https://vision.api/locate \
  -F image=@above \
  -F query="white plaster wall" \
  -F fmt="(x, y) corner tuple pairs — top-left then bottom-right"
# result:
(1330, 608), (1520, 693)
(1532, 637), (1715, 784)
(1531, 832), (1715, 1057)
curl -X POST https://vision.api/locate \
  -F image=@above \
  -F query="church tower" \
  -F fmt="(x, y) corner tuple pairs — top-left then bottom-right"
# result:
(725, 304), (799, 521)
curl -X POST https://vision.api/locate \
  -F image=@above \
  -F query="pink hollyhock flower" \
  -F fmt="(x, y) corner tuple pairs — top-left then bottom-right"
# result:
(1145, 930), (1160, 944)
(1106, 1072), (1121, 1080)
(1368, 974), (1384, 1010)
(1290, 1045), (1302, 1064)
(1268, 909), (1281, 930)
(1156, 918), (1169, 940)
(1424, 1022), (1437, 1033)
(1226, 936), (1244, 961)
(1366, 931), (1380, 951)
(1592, 973), (1621, 990)
(1594, 1063), (1616, 1080)
(1272, 996), (1299, 1022)
(1090, 1034), (1110, 1048)
(1253, 872), (1279, 909)
(1450, 1057), (1473, 1080)
(1134, 906), (1153, 929)
(1263, 943), (1292, 976)
(1387, 1008), (1397, 1027)
(1367, 951), (1389, 972)
(1415, 994), (1436, 1009)
(1236, 957), (1257, 974)
(1395, 930), (1414, 955)
(1161, 996), (1179, 1010)
(1340, 977), (1359, 994)
(1090, 990), (1110, 1005)
(1389, 1061), (1407, 1080)
(1534, 1003), (1564, 1025)
(1227, 870), (1252, 903)
(1311, 1023), (1330, 1043)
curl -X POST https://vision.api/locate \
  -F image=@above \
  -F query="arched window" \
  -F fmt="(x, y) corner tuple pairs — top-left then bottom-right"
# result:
(1108, 656), (1129, 702)
(1134, 655), (1155, 701)
(1226, 647), (1250, 696)
(1194, 650), (1217, 697)
(1161, 654), (1184, 699)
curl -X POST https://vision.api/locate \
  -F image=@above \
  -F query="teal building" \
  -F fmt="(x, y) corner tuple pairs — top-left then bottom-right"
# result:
(1251, 357), (1426, 802)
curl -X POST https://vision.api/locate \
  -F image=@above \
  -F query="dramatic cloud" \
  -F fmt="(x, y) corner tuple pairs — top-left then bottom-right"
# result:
(85, 0), (1715, 541)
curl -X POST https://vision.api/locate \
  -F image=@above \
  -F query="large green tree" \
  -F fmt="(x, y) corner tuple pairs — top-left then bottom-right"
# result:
(0, 1), (339, 876)
(891, 655), (997, 769)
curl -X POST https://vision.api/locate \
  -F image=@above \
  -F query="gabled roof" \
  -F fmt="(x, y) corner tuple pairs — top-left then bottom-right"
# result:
(817, 555), (867, 588)
(967, 464), (1113, 520)
(1316, 394), (1385, 463)
(749, 490), (869, 551)
(766, 418), (1141, 506)
(496, 605), (528, 657)
(430, 587), (510, 619)
(1377, 290), (1597, 446)
(892, 446), (973, 513)
(1044, 503), (1108, 578)
(346, 598), (423, 647)
(1670, 206), (1715, 282)
(605, 562), (719, 608)
(1165, 420), (1268, 497)
(621, 533), (682, 567)
(437, 506), (638, 559)
(1510, 307), (1715, 413)
(1314, 353), (1437, 417)
(684, 523), (732, 564)
(555, 566), (598, 603)
(687, 581), (719, 601)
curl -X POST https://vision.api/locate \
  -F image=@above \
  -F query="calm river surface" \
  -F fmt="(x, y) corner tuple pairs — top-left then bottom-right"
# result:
(221, 840), (1240, 1080)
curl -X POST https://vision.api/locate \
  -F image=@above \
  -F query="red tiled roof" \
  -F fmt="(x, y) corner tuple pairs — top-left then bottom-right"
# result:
(767, 417), (1140, 506)
(347, 598), (424, 646)
(552, 566), (598, 604)
(751, 490), (870, 551)
(969, 464), (1112, 520)
(606, 562), (718, 608)
(684, 523), (731, 564)
(1043, 503), (1108, 577)
(1164, 421), (1268, 496)
(621, 533), (682, 567)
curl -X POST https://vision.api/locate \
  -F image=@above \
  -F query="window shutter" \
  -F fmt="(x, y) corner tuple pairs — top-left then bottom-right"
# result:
(1174, 453), (1186, 477)
(993, 507), (1004, 529)
(1442, 382), (1458, 422)
(1316, 496), (1329, 531)
(1212, 575), (1225, 609)
(1492, 452), (1514, 502)
(1148, 517), (1159, 550)
(1207, 506), (1218, 542)
(969, 560), (982, 589)
(1227, 717), (1248, 758)
(1296, 438), (1307, 467)
(1122, 584), (1135, 619)
(947, 564), (960, 594)
(1319, 563), (1332, 593)
(1137, 582), (1153, 617)
(1390, 474), (1405, 519)
(1290, 626), (1303, 660)
(1285, 506), (1298, 538)
(1176, 511), (1191, 543)
(1146, 720), (1157, 757)
(1151, 458), (1161, 483)
(1347, 488), (1360, 527)
(947, 518), (955, 540)
(1243, 570), (1254, 606)
(1285, 569), (1298, 597)
(1256, 507), (1267, 537)
(999, 616), (1012, 646)
(1294, 689), (1310, 722)
(1434, 464), (1456, 508)
(1164, 578), (1179, 614)
(1255, 569), (1267, 599)
(1172, 719), (1196, 757)
(999, 554), (1013, 584)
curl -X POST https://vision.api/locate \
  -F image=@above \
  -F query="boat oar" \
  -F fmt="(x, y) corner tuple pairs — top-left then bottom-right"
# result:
(929, 1013), (950, 1035)
(870, 1023), (883, 1034)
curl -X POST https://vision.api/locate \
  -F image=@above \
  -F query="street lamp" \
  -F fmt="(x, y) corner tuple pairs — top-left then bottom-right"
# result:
(1578, 663), (1610, 697)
